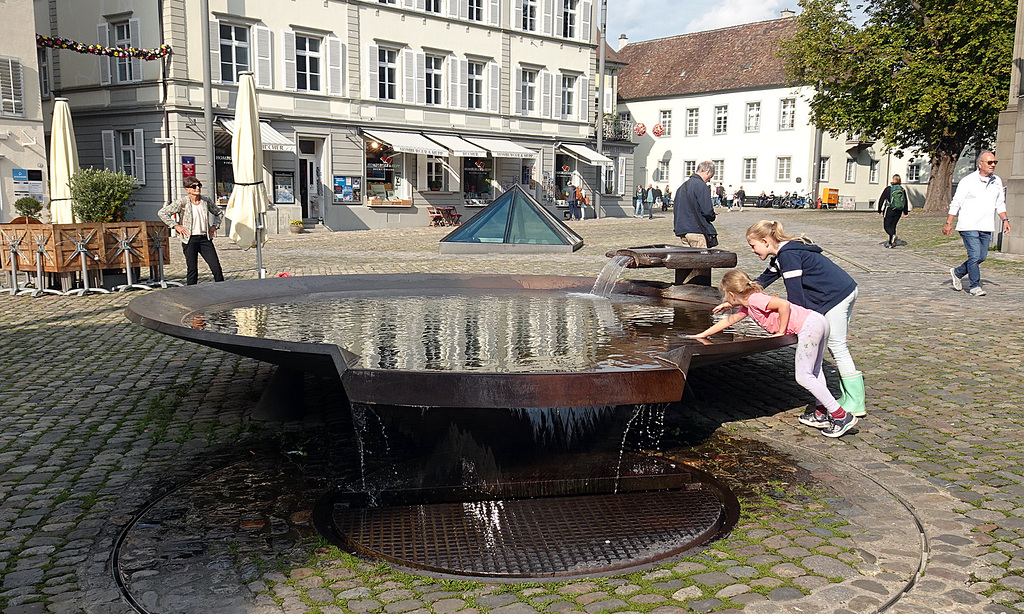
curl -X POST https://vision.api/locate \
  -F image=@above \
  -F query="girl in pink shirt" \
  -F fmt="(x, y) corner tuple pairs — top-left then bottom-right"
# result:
(690, 270), (857, 438)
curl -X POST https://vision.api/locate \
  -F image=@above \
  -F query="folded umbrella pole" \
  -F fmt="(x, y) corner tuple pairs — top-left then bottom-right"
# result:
(224, 72), (270, 278)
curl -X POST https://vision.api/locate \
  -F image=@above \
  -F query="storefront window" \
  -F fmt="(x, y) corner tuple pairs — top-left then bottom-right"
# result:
(215, 148), (234, 204)
(555, 154), (573, 202)
(463, 157), (493, 203)
(365, 139), (396, 200)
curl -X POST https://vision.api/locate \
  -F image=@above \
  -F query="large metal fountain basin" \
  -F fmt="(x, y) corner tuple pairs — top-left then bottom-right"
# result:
(125, 273), (793, 409)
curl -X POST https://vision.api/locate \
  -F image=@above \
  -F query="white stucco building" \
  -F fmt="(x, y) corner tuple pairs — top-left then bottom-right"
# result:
(33, 0), (634, 230)
(616, 15), (919, 211)
(0, 1), (48, 222)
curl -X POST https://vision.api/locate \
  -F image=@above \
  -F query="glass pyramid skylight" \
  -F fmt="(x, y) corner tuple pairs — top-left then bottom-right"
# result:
(439, 185), (584, 254)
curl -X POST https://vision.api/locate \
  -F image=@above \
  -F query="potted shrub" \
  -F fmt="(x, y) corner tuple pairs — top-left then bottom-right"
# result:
(289, 219), (305, 234)
(428, 180), (442, 191)
(68, 168), (137, 222)
(14, 196), (44, 220)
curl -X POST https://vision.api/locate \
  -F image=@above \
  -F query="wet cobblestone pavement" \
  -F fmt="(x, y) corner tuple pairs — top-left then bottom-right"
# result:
(2, 209), (1023, 614)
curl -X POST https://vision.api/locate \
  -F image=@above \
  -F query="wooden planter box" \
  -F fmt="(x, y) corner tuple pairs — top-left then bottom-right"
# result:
(0, 220), (170, 273)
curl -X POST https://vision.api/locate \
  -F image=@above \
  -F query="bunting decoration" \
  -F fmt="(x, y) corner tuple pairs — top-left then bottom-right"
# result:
(36, 34), (172, 61)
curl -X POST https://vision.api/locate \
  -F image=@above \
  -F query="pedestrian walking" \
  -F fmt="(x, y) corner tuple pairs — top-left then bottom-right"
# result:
(672, 161), (718, 285)
(661, 185), (672, 211)
(944, 151), (1011, 296)
(634, 185), (645, 217)
(644, 184), (657, 218)
(565, 182), (581, 221)
(746, 220), (865, 417)
(158, 176), (225, 286)
(691, 270), (856, 438)
(649, 185), (662, 219)
(877, 174), (908, 248)
(736, 186), (746, 211)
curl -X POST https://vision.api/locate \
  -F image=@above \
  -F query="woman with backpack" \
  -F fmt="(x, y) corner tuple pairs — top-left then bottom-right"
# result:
(877, 174), (909, 248)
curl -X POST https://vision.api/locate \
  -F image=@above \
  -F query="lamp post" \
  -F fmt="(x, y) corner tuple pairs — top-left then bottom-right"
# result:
(594, 0), (608, 219)
(200, 0), (216, 201)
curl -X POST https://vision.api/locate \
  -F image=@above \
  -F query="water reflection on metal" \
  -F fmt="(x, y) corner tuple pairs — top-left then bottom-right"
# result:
(317, 453), (739, 580)
(196, 289), (709, 372)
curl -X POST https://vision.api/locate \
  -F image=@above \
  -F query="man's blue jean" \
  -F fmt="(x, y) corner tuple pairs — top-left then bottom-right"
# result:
(953, 230), (991, 290)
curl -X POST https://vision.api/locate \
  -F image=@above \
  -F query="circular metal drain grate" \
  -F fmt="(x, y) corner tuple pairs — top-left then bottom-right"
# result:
(315, 461), (739, 580)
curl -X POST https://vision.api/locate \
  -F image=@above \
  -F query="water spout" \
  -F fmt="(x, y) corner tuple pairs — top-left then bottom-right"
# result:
(591, 255), (632, 297)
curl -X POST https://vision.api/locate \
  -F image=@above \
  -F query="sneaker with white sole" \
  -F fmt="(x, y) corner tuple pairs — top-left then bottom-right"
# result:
(798, 408), (830, 429)
(823, 413), (858, 438)
(969, 286), (987, 296)
(950, 268), (963, 291)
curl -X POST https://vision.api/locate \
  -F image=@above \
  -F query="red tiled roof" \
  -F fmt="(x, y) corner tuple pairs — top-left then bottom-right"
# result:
(616, 17), (798, 101)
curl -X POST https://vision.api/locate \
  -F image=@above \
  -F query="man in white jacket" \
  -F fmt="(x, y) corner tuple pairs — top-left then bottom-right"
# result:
(943, 151), (1011, 296)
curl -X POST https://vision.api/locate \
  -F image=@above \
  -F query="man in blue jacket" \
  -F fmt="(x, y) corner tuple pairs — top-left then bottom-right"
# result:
(672, 160), (718, 284)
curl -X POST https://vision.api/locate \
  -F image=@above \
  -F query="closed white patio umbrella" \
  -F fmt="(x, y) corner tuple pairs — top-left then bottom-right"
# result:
(224, 72), (269, 277)
(49, 98), (79, 224)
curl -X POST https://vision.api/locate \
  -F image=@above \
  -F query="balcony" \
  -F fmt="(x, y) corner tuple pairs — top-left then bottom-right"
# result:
(602, 117), (635, 142)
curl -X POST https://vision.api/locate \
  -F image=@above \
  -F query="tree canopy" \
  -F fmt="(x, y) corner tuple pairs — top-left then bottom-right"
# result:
(781, 0), (1015, 210)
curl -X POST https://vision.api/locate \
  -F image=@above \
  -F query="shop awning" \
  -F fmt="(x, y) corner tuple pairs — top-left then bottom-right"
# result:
(464, 137), (537, 159)
(558, 143), (613, 166)
(424, 133), (488, 157)
(219, 118), (296, 152)
(364, 129), (447, 156)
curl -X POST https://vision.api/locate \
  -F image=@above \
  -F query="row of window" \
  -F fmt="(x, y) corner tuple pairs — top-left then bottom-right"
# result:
(657, 156), (921, 185)
(374, 0), (593, 42)
(641, 99), (798, 138)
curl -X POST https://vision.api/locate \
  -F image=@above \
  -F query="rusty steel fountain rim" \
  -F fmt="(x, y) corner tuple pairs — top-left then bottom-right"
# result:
(125, 273), (791, 408)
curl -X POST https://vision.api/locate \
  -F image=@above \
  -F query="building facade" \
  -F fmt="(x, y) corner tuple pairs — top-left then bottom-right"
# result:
(0, 0), (48, 222)
(34, 0), (633, 231)
(616, 16), (916, 211)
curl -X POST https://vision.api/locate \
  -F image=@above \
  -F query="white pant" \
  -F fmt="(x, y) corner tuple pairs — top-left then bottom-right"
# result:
(823, 287), (858, 377)
(794, 311), (839, 412)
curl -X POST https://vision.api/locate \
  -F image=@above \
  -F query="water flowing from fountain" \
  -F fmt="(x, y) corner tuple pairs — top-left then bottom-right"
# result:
(591, 255), (633, 297)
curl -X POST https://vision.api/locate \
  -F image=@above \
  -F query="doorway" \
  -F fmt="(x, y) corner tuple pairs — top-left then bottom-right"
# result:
(298, 138), (323, 220)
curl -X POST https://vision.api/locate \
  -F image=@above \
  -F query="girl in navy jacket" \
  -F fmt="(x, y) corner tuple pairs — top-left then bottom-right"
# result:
(734, 220), (865, 417)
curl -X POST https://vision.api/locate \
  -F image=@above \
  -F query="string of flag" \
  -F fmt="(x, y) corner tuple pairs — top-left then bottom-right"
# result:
(36, 34), (172, 61)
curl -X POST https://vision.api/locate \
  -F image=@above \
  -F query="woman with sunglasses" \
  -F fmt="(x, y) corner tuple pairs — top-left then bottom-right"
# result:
(158, 176), (225, 285)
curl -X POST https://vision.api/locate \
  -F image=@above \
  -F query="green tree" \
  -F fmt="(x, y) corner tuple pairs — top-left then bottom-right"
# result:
(781, 0), (1015, 211)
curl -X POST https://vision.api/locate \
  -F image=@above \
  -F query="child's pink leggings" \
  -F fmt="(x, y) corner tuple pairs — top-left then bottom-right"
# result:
(794, 311), (840, 414)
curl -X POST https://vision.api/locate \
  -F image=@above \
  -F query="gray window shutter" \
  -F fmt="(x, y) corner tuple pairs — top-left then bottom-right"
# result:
(488, 61), (500, 114)
(367, 44), (379, 100)
(403, 48), (416, 104)
(403, 0), (415, 8)
(129, 18), (143, 82)
(254, 24), (272, 88)
(488, 0), (500, 26)
(97, 23), (111, 86)
(327, 35), (343, 96)
(542, 0), (554, 36)
(449, 57), (464, 109)
(514, 68), (522, 116)
(282, 30), (296, 91)
(577, 75), (589, 122)
(209, 19), (221, 84)
(554, 74), (563, 120)
(101, 130), (116, 170)
(448, 0), (461, 18)
(415, 51), (426, 105)
(133, 128), (146, 185)
(541, 69), (552, 118)
(555, 6), (564, 38)
(580, 0), (592, 42)
(514, 0), (523, 28)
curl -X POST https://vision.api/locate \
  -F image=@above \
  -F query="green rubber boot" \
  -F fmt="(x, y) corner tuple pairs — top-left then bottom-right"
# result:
(836, 371), (866, 417)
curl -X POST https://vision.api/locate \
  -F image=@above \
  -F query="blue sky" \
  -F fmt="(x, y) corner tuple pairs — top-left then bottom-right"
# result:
(605, 0), (796, 44)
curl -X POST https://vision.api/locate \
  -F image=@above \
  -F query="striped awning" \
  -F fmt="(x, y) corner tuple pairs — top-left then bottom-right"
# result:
(424, 133), (488, 157)
(364, 130), (447, 156)
(219, 119), (295, 151)
(558, 143), (613, 166)
(464, 137), (537, 159)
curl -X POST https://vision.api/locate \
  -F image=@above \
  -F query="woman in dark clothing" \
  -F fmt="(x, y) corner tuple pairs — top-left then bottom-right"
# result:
(877, 174), (908, 248)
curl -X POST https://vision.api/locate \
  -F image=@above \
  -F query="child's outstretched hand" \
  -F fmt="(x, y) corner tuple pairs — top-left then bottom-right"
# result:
(711, 302), (732, 314)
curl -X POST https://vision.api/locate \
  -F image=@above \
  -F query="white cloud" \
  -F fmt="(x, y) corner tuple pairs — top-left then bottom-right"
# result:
(685, 0), (790, 33)
(608, 0), (794, 44)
